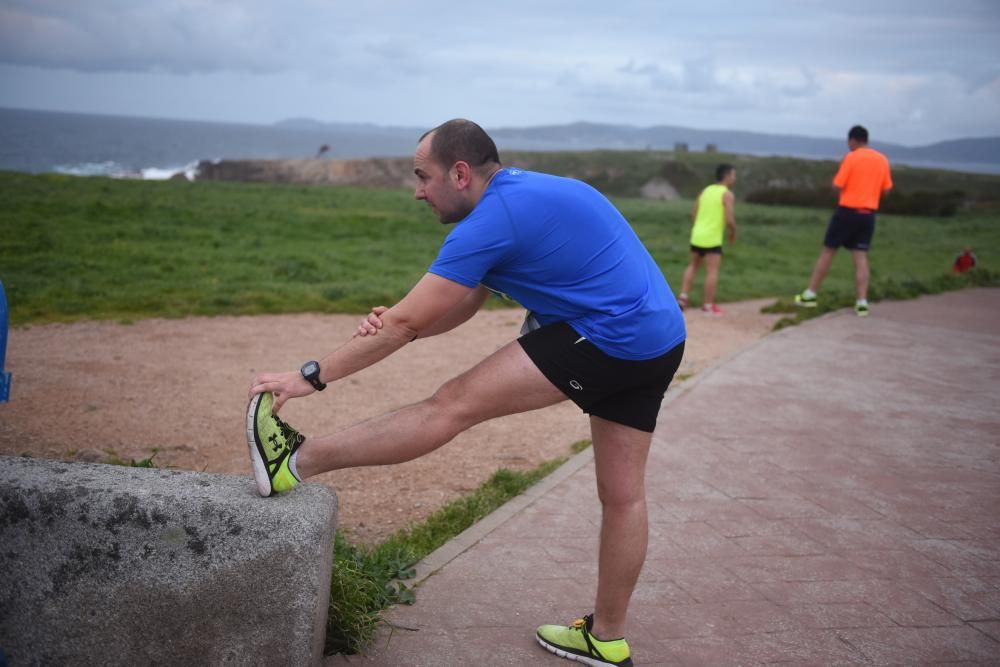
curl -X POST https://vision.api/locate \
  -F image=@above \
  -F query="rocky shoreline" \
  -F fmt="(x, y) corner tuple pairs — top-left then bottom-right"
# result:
(195, 157), (416, 188)
(193, 156), (683, 200)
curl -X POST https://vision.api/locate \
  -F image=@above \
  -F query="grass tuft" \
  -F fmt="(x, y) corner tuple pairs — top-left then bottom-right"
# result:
(325, 459), (567, 655)
(763, 267), (1000, 330)
(104, 449), (160, 468)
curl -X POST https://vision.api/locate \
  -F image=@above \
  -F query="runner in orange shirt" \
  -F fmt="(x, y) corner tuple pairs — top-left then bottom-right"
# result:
(794, 125), (892, 316)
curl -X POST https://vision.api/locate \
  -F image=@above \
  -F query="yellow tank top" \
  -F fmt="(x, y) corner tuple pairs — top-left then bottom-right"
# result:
(690, 183), (728, 248)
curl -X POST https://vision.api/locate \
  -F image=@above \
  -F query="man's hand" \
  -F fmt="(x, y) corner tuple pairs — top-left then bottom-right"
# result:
(354, 306), (388, 338)
(728, 226), (737, 244)
(246, 274), (476, 415)
(248, 371), (314, 414)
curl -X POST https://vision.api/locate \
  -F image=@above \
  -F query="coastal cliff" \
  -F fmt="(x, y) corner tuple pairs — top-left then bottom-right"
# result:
(196, 157), (416, 188)
(193, 154), (682, 200)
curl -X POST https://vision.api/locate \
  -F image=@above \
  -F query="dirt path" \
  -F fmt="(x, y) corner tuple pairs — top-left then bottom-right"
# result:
(0, 301), (781, 544)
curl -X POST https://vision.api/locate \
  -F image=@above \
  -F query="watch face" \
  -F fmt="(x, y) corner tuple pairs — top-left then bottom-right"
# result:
(302, 361), (319, 378)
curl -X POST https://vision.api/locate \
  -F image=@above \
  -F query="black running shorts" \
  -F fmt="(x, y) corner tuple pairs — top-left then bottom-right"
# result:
(690, 244), (723, 257)
(823, 206), (876, 251)
(518, 321), (685, 433)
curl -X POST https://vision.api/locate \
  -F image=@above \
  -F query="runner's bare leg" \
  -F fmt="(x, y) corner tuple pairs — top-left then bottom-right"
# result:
(807, 246), (838, 293)
(589, 415), (653, 641)
(851, 250), (870, 301)
(703, 253), (722, 305)
(680, 251), (702, 297)
(294, 340), (567, 477)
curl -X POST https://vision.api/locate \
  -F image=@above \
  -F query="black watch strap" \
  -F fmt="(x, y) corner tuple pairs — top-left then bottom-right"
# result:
(300, 361), (327, 391)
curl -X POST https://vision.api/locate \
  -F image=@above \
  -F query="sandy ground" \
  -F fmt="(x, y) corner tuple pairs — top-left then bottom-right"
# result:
(0, 301), (781, 544)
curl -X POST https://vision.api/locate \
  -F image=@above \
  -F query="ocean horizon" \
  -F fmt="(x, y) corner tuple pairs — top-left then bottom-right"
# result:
(0, 107), (419, 180)
(2, 106), (998, 180)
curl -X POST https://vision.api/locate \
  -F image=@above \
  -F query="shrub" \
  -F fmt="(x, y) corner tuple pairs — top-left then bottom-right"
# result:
(745, 187), (967, 217)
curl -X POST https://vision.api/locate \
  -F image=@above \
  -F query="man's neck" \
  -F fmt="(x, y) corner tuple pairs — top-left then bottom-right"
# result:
(484, 165), (503, 186)
(471, 165), (503, 203)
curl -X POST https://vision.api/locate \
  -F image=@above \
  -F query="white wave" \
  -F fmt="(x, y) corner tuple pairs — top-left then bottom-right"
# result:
(52, 160), (202, 181)
(140, 160), (201, 181)
(53, 161), (133, 178)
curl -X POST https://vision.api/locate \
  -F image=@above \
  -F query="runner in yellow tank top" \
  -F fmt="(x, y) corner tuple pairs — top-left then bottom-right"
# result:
(678, 164), (737, 315)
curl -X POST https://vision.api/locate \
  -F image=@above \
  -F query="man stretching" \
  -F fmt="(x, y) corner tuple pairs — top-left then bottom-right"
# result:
(795, 125), (893, 316)
(246, 119), (686, 666)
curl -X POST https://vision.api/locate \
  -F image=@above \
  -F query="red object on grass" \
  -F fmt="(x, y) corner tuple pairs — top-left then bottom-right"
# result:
(952, 249), (977, 274)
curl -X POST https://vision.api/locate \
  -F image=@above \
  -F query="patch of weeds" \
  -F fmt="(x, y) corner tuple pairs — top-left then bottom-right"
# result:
(760, 300), (798, 315)
(766, 267), (998, 331)
(325, 533), (417, 654)
(326, 458), (568, 655)
(103, 448), (160, 468)
(570, 439), (592, 454)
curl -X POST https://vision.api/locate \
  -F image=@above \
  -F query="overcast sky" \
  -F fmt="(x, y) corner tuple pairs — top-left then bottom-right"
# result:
(1, 0), (998, 145)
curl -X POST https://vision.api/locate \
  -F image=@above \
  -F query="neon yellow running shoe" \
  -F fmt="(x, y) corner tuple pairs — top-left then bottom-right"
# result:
(246, 392), (304, 497)
(536, 614), (633, 667)
(794, 290), (818, 308)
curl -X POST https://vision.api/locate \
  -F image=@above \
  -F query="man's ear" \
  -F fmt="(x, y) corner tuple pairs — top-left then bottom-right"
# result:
(452, 161), (472, 189)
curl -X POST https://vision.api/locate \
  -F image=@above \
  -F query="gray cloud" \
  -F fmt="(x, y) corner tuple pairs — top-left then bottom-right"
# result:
(0, 0), (323, 74)
(0, 0), (997, 143)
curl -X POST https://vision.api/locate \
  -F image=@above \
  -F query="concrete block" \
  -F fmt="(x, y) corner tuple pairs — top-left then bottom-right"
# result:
(0, 455), (337, 666)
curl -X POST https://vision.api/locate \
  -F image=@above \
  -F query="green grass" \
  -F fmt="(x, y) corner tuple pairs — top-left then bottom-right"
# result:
(620, 197), (1000, 308)
(1, 172), (447, 324)
(2, 170), (998, 325)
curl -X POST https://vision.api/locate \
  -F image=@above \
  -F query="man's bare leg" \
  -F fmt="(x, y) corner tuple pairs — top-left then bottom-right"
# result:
(703, 253), (722, 305)
(807, 246), (838, 293)
(851, 249), (870, 301)
(294, 340), (567, 478)
(588, 415), (653, 641)
(680, 252), (702, 297)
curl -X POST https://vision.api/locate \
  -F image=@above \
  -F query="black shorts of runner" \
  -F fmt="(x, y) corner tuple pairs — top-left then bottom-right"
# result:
(690, 244), (723, 257)
(518, 321), (685, 433)
(823, 206), (876, 251)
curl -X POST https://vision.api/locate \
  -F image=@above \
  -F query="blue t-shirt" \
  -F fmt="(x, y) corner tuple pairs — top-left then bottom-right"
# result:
(428, 169), (685, 360)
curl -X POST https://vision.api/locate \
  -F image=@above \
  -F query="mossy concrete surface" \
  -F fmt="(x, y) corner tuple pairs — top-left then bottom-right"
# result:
(0, 456), (337, 667)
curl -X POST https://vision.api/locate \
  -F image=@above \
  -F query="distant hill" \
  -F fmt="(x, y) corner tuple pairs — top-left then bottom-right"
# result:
(898, 137), (1000, 166)
(275, 118), (1000, 174)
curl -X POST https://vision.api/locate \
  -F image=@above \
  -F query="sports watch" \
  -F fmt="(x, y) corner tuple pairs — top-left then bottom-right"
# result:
(300, 360), (327, 391)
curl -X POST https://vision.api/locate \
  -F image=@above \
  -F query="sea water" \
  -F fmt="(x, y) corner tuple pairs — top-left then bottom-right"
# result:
(0, 107), (417, 180)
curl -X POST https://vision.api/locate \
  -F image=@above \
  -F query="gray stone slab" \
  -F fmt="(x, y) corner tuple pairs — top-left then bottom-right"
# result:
(0, 456), (337, 667)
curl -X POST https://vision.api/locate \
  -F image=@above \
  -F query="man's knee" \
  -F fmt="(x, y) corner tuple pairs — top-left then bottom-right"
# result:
(427, 375), (481, 427)
(596, 476), (646, 508)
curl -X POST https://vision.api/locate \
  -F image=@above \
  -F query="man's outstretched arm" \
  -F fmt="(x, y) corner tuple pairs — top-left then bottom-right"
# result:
(249, 273), (477, 412)
(354, 283), (489, 339)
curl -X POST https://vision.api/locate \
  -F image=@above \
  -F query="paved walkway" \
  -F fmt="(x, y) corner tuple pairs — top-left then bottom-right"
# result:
(328, 288), (1000, 666)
